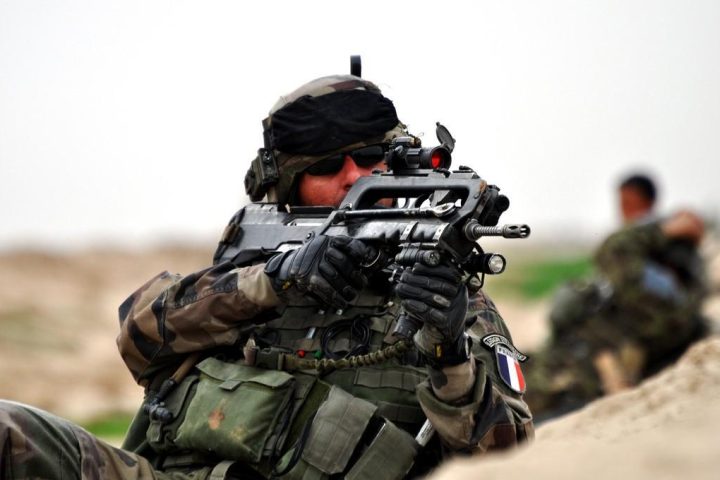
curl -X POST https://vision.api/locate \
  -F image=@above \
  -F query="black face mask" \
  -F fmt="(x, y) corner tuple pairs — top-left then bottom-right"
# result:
(266, 90), (399, 156)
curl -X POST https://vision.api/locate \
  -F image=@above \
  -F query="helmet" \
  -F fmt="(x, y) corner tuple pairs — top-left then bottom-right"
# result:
(244, 74), (410, 206)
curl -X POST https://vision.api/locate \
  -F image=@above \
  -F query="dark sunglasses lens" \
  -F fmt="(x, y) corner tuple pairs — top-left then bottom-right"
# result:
(305, 146), (386, 176)
(305, 154), (345, 176)
(351, 145), (386, 167)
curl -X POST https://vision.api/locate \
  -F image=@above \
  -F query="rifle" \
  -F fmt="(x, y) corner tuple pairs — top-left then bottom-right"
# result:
(216, 123), (530, 340)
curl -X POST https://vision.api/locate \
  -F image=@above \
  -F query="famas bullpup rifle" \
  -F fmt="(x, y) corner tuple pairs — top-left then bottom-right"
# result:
(219, 122), (530, 340)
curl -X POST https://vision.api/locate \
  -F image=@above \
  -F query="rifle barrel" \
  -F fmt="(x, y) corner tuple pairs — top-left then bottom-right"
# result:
(465, 223), (531, 240)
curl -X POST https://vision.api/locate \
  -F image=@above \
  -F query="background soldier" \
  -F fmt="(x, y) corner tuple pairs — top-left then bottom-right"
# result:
(524, 173), (708, 420)
(1, 72), (533, 479)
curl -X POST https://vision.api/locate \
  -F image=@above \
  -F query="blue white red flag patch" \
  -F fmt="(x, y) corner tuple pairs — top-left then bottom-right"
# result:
(481, 334), (528, 394)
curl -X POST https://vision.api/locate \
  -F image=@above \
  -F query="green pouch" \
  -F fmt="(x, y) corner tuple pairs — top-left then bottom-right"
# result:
(146, 374), (200, 453)
(278, 386), (377, 480)
(277, 386), (418, 480)
(301, 386), (377, 474)
(345, 420), (417, 480)
(174, 357), (296, 464)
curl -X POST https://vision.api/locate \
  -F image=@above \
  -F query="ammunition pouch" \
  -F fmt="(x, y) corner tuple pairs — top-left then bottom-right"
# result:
(147, 357), (419, 480)
(174, 358), (298, 464)
(276, 386), (418, 480)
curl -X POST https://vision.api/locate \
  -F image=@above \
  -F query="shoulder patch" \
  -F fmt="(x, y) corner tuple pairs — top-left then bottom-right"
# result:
(481, 334), (528, 393)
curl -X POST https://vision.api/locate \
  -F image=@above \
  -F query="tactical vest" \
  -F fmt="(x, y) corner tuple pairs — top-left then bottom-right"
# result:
(126, 203), (440, 480)
(140, 206), (431, 479)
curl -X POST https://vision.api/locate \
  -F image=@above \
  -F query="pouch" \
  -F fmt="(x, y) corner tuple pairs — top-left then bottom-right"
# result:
(276, 385), (418, 480)
(345, 420), (417, 480)
(173, 357), (296, 464)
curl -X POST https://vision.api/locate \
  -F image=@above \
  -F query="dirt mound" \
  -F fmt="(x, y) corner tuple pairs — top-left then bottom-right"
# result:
(431, 335), (720, 480)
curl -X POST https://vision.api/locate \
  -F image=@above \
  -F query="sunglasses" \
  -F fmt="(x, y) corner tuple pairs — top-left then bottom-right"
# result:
(304, 145), (387, 176)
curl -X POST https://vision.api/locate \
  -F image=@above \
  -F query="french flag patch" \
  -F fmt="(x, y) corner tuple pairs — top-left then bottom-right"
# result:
(481, 334), (528, 394)
(496, 345), (526, 393)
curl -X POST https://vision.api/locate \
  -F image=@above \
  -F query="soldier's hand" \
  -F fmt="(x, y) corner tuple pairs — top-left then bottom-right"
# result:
(395, 263), (470, 365)
(264, 235), (373, 309)
(661, 210), (705, 244)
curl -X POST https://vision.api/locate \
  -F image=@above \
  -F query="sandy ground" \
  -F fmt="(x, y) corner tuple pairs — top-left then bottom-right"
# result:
(431, 335), (720, 480)
(1, 241), (719, 479)
(0, 246), (212, 420)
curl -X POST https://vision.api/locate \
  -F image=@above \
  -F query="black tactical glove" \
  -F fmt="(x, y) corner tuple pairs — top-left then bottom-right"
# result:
(395, 262), (470, 366)
(264, 235), (373, 309)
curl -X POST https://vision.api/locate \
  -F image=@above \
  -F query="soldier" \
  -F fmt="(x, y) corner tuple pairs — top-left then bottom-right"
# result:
(524, 173), (708, 420)
(0, 73), (533, 479)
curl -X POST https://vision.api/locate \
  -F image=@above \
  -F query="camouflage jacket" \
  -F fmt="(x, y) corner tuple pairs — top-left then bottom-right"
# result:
(117, 260), (533, 471)
(593, 220), (707, 351)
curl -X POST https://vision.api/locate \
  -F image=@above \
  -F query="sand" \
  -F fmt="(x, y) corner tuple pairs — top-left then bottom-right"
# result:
(0, 246), (211, 420)
(431, 336), (720, 480)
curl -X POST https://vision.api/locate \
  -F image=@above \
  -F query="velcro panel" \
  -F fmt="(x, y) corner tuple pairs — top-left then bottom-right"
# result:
(354, 368), (425, 392)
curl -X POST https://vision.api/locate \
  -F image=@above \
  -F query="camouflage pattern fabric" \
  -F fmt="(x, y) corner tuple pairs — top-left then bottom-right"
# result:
(117, 262), (278, 388)
(0, 400), (212, 480)
(524, 221), (707, 419)
(115, 260), (533, 475)
(417, 289), (534, 452)
(593, 222), (707, 354)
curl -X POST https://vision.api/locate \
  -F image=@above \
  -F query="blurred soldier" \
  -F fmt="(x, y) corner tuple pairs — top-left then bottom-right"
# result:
(525, 173), (708, 419)
(0, 72), (532, 479)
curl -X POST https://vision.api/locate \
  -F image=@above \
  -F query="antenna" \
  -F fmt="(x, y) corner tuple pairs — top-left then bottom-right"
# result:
(350, 55), (362, 77)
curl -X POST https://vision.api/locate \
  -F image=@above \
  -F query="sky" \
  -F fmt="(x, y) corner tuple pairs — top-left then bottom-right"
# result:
(1, 0), (719, 251)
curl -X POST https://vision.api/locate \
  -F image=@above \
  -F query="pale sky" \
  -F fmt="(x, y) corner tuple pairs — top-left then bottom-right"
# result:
(1, 0), (719, 251)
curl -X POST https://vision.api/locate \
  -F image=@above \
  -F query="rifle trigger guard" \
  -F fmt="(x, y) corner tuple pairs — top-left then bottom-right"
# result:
(360, 248), (383, 269)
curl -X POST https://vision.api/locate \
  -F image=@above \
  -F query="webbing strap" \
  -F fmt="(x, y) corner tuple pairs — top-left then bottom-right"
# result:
(209, 460), (237, 480)
(160, 451), (210, 469)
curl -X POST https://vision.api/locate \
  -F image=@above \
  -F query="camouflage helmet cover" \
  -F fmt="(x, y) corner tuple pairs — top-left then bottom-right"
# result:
(260, 75), (409, 206)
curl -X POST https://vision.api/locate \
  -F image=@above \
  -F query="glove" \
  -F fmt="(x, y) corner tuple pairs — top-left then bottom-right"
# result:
(395, 262), (470, 366)
(264, 235), (372, 309)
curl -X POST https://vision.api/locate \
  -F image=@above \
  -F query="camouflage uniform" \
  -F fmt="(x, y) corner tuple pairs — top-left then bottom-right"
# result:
(0, 400), (211, 479)
(524, 220), (707, 419)
(0, 74), (533, 479)
(111, 256), (532, 477)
